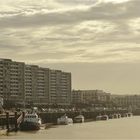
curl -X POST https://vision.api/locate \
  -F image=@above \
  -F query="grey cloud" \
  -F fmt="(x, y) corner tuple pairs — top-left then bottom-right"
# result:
(81, 52), (120, 59)
(43, 36), (80, 42)
(55, 0), (98, 5)
(108, 46), (140, 53)
(0, 0), (139, 28)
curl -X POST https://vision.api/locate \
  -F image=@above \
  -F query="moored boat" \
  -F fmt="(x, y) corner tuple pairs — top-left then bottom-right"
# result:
(20, 113), (41, 131)
(113, 114), (119, 119)
(57, 114), (73, 125)
(127, 112), (133, 117)
(108, 114), (114, 119)
(74, 115), (84, 123)
(96, 115), (102, 121)
(101, 115), (109, 120)
(96, 114), (108, 121)
(117, 113), (121, 118)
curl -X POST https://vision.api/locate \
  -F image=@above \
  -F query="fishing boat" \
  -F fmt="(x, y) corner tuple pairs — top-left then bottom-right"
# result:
(57, 114), (73, 125)
(20, 113), (41, 131)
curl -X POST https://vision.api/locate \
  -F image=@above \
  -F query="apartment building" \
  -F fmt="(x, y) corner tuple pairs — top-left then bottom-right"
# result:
(72, 90), (110, 105)
(0, 59), (24, 105)
(24, 65), (50, 106)
(72, 90), (84, 104)
(49, 70), (71, 105)
(0, 58), (71, 106)
(111, 95), (140, 108)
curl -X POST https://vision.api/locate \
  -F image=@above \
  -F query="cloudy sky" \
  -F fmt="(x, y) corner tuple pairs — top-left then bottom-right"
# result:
(0, 0), (140, 94)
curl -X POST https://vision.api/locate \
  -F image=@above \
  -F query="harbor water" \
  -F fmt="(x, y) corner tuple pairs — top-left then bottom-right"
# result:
(1, 116), (140, 140)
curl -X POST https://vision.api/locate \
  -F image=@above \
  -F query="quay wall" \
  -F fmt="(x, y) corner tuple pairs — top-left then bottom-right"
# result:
(39, 109), (128, 123)
(0, 109), (132, 126)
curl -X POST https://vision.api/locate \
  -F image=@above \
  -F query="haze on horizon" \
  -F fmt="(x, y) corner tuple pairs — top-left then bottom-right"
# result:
(0, 0), (140, 95)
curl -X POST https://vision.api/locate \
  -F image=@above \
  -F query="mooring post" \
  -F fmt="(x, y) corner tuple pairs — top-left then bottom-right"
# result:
(6, 112), (9, 132)
(1, 117), (4, 129)
(14, 112), (18, 132)
(22, 111), (25, 119)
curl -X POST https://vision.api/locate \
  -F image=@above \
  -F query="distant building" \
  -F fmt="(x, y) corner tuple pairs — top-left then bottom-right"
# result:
(111, 94), (140, 108)
(0, 58), (71, 107)
(72, 90), (84, 104)
(72, 90), (111, 105)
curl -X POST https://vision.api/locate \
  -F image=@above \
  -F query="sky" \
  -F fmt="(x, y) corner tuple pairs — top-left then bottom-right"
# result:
(0, 0), (140, 94)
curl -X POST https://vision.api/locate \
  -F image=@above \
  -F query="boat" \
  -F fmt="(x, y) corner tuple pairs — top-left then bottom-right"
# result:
(113, 114), (119, 119)
(96, 115), (102, 121)
(74, 115), (84, 123)
(20, 113), (41, 131)
(101, 115), (109, 120)
(117, 113), (121, 118)
(96, 114), (109, 121)
(121, 113), (128, 117)
(127, 112), (133, 117)
(57, 114), (73, 125)
(108, 114), (114, 119)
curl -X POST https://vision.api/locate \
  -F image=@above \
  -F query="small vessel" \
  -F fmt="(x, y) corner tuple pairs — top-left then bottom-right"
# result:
(117, 114), (121, 118)
(96, 115), (102, 121)
(20, 113), (41, 131)
(101, 115), (109, 120)
(122, 113), (128, 117)
(113, 114), (118, 119)
(127, 112), (133, 117)
(96, 114), (109, 121)
(108, 114), (114, 119)
(74, 115), (84, 123)
(57, 114), (73, 125)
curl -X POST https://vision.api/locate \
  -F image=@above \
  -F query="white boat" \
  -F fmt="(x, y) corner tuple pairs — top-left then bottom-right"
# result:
(96, 115), (109, 121)
(20, 113), (41, 131)
(74, 115), (84, 123)
(101, 115), (109, 120)
(96, 115), (102, 121)
(57, 114), (73, 125)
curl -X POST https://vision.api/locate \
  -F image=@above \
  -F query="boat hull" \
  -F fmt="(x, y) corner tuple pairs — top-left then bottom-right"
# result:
(20, 121), (40, 131)
(57, 118), (73, 125)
